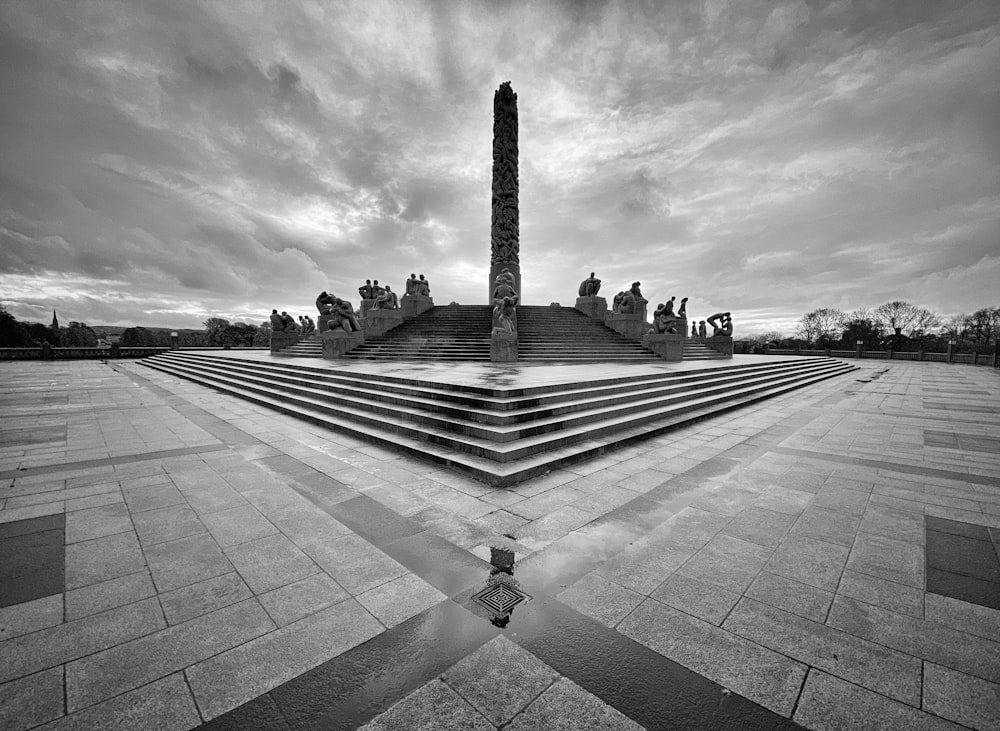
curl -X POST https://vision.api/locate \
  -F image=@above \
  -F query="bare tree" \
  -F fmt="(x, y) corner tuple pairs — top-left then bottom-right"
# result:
(797, 308), (845, 346)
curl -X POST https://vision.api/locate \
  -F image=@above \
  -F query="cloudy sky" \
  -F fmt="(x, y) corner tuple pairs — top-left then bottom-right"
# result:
(1, 0), (997, 334)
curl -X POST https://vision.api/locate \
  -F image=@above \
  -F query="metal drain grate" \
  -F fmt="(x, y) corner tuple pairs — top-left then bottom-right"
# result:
(472, 582), (528, 615)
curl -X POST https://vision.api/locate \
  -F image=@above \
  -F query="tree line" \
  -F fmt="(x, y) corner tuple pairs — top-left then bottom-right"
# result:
(0, 308), (271, 348)
(745, 301), (1000, 354)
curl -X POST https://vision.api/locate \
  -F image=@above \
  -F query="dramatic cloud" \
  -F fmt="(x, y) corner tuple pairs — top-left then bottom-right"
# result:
(1, 0), (997, 333)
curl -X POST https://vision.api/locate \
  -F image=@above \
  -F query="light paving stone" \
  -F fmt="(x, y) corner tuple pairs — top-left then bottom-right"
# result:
(443, 636), (558, 726)
(475, 509), (529, 536)
(0, 666), (64, 730)
(923, 661), (1000, 731)
(186, 598), (383, 720)
(0, 502), (64, 524)
(788, 505), (861, 548)
(619, 598), (806, 716)
(745, 571), (834, 623)
(200, 504), (278, 547)
(158, 572), (253, 626)
(225, 532), (318, 594)
(0, 597), (164, 684)
(827, 595), (1000, 684)
(36, 672), (201, 731)
(258, 572), (350, 627)
(65, 570), (156, 621)
(507, 484), (586, 521)
(764, 534), (850, 592)
(751, 485), (814, 516)
(650, 571), (741, 625)
(720, 506), (796, 548)
(924, 593), (1000, 643)
(145, 532), (234, 593)
(676, 533), (772, 594)
(65, 531), (146, 590)
(595, 537), (697, 596)
(121, 482), (186, 513)
(811, 484), (870, 515)
(647, 507), (732, 551)
(836, 569), (925, 618)
(723, 596), (921, 705)
(131, 504), (205, 547)
(182, 484), (249, 515)
(65, 597), (273, 712)
(690, 486), (760, 517)
(507, 677), (643, 731)
(4, 483), (118, 509)
(297, 532), (409, 596)
(858, 501), (925, 544)
(794, 669), (962, 731)
(361, 679), (492, 731)
(64, 502), (133, 544)
(0, 594), (63, 641)
(65, 491), (124, 512)
(556, 572), (645, 628)
(356, 573), (446, 628)
(515, 506), (595, 552)
(845, 532), (924, 588)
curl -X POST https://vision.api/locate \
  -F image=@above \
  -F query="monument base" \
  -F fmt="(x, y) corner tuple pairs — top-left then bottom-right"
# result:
(321, 330), (365, 359)
(317, 314), (330, 331)
(364, 309), (404, 338)
(269, 331), (299, 353)
(359, 299), (375, 318)
(705, 335), (734, 357)
(677, 317), (689, 339)
(491, 332), (517, 362)
(605, 312), (647, 342)
(575, 295), (608, 321)
(400, 294), (434, 319)
(642, 332), (684, 362)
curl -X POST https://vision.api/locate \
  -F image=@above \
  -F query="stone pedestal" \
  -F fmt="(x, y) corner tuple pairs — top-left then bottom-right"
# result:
(605, 312), (647, 343)
(363, 309), (404, 338)
(575, 295), (608, 321)
(359, 299), (375, 318)
(677, 317), (689, 338)
(642, 332), (684, 361)
(491, 332), (517, 362)
(317, 314), (331, 332)
(705, 335), (734, 357)
(321, 330), (365, 359)
(269, 331), (299, 353)
(400, 294), (433, 319)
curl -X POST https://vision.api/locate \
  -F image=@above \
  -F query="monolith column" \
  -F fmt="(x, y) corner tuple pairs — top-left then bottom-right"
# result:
(489, 81), (520, 302)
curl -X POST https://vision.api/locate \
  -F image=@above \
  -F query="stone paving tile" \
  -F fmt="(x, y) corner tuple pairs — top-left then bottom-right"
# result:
(923, 661), (1000, 731)
(764, 533), (850, 592)
(200, 504), (279, 547)
(65, 598), (273, 712)
(65, 530), (146, 589)
(751, 484), (814, 516)
(121, 481), (186, 513)
(676, 533), (772, 595)
(442, 635), (557, 727)
(0, 594), (64, 642)
(158, 572), (254, 626)
(650, 571), (741, 625)
(64, 502), (133, 544)
(724, 596), (921, 705)
(619, 598), (806, 716)
(0, 666), (64, 730)
(145, 532), (234, 593)
(507, 677), (643, 731)
(356, 573), (446, 628)
(224, 533), (320, 594)
(846, 532), (924, 588)
(65, 491), (124, 512)
(719, 505), (797, 548)
(36, 673), (201, 731)
(594, 537), (697, 596)
(186, 598), (383, 720)
(0, 597), (164, 684)
(836, 568), (925, 618)
(793, 669), (962, 731)
(296, 531), (408, 596)
(827, 594), (1000, 684)
(0, 502), (64, 524)
(556, 572), (645, 628)
(258, 572), (349, 627)
(788, 505), (861, 548)
(131, 503), (205, 547)
(5, 482), (119, 509)
(745, 571), (834, 623)
(360, 679), (492, 731)
(924, 592), (1000, 643)
(65, 570), (156, 621)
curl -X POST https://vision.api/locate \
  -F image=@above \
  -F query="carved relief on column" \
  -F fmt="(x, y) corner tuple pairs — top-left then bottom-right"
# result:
(491, 81), (519, 268)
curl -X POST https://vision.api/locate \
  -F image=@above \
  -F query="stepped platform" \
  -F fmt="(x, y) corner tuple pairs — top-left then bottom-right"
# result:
(141, 351), (858, 486)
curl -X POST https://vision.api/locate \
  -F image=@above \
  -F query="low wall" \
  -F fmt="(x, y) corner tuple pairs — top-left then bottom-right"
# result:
(0, 346), (266, 360)
(764, 348), (998, 367)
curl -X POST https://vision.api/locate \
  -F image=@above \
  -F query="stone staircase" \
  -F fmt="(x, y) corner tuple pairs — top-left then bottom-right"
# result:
(140, 352), (858, 486)
(683, 339), (730, 360)
(345, 306), (493, 361)
(517, 306), (658, 361)
(277, 334), (323, 357)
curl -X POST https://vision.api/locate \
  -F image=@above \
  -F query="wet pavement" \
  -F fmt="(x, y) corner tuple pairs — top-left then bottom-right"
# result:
(1, 358), (998, 730)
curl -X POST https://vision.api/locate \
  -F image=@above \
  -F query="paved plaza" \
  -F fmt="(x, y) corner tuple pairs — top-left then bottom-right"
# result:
(1, 357), (999, 730)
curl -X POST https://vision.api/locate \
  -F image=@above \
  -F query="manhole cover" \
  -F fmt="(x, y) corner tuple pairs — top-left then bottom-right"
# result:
(472, 582), (529, 615)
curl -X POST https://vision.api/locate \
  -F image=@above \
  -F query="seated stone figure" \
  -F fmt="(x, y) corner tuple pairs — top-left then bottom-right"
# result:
(269, 309), (285, 331)
(405, 274), (419, 295)
(719, 312), (733, 337)
(493, 296), (516, 334)
(578, 272), (602, 297)
(417, 274), (430, 296)
(303, 316), (315, 335)
(698, 320), (707, 337)
(678, 297), (688, 319)
(358, 280), (373, 300)
(280, 311), (297, 333)
(619, 290), (638, 314)
(370, 280), (385, 299)
(691, 322), (698, 337)
(612, 291), (627, 314)
(373, 285), (398, 310)
(651, 303), (678, 334)
(630, 281), (644, 300)
(316, 292), (337, 314)
(329, 298), (361, 332)
(707, 312), (733, 337)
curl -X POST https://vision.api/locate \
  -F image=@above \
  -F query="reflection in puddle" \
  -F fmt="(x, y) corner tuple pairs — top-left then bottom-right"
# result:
(470, 547), (531, 628)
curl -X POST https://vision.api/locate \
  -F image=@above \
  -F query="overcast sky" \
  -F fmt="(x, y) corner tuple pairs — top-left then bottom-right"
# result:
(1, 0), (997, 335)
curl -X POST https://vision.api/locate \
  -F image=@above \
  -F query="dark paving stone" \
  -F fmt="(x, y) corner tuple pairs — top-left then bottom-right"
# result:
(321, 495), (424, 548)
(0, 514), (65, 608)
(924, 430), (1000, 454)
(383, 531), (490, 597)
(926, 568), (1000, 611)
(925, 530), (1000, 582)
(922, 388), (989, 394)
(925, 516), (991, 541)
(0, 425), (67, 446)
(199, 693), (290, 731)
(923, 401), (996, 414)
(0, 444), (229, 481)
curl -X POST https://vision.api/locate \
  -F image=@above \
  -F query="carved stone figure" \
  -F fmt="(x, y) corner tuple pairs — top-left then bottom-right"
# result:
(493, 296), (516, 334)
(707, 312), (733, 336)
(304, 316), (315, 335)
(417, 274), (430, 296)
(691, 322), (698, 338)
(630, 282), (644, 300)
(612, 291), (627, 314)
(370, 280), (384, 299)
(698, 320), (707, 338)
(316, 292), (337, 314)
(492, 274), (517, 304)
(578, 272), (602, 297)
(269, 309), (285, 331)
(373, 285), (399, 310)
(652, 303), (678, 334)
(358, 280), (373, 300)
(328, 298), (361, 332)
(405, 274), (419, 295)
(663, 297), (676, 316)
(280, 311), (297, 333)
(491, 82), (519, 267)
(678, 297), (688, 319)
